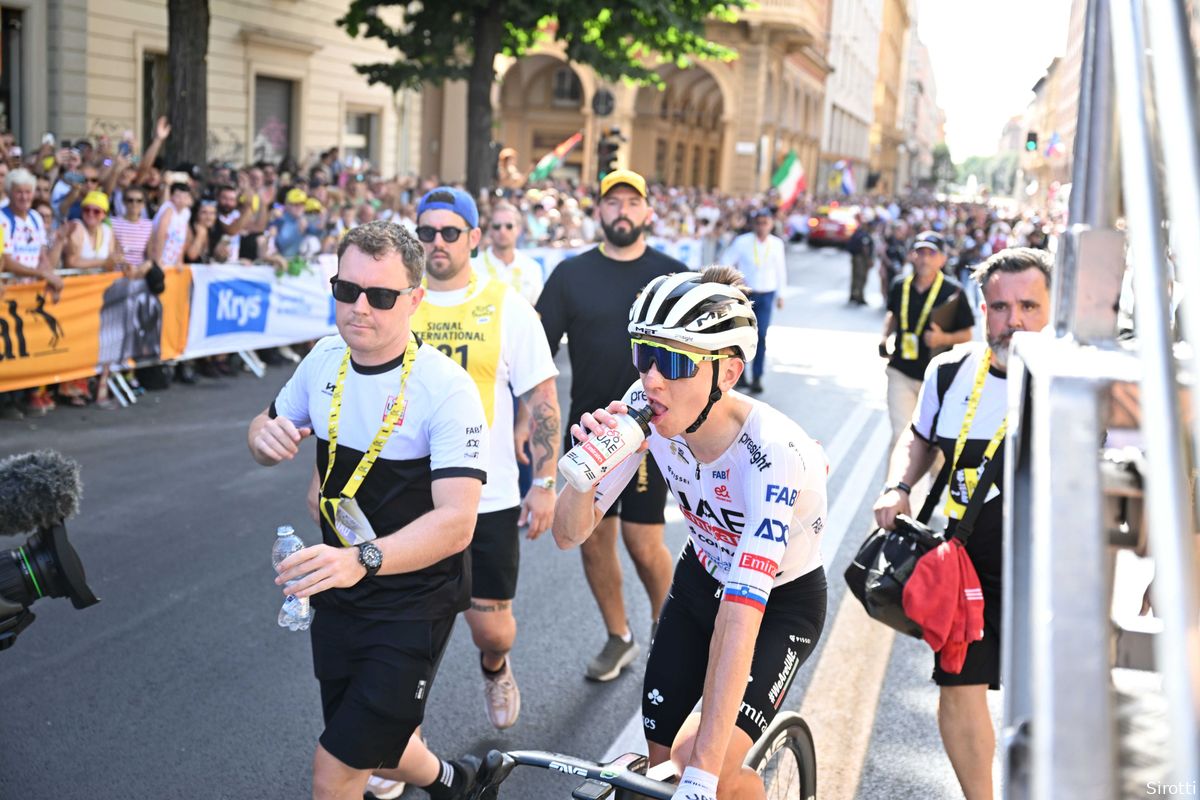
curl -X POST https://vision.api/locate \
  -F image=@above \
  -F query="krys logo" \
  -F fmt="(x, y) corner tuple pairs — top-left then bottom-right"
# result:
(207, 279), (271, 335)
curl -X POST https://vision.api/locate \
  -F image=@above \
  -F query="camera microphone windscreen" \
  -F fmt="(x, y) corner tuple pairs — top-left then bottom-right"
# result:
(0, 450), (82, 537)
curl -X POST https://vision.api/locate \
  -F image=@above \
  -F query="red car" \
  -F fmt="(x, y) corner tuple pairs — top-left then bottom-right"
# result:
(806, 205), (860, 248)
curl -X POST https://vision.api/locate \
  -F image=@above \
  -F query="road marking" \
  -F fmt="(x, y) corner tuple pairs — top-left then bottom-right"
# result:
(602, 410), (890, 764)
(820, 415), (891, 567)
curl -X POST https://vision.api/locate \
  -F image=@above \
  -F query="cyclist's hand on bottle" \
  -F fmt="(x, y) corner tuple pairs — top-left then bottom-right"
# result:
(253, 416), (312, 463)
(569, 401), (648, 453)
(672, 767), (717, 800)
(872, 488), (911, 531)
(275, 543), (364, 598)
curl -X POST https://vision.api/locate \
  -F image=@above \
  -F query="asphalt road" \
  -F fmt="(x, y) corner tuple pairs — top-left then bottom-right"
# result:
(0, 244), (985, 799)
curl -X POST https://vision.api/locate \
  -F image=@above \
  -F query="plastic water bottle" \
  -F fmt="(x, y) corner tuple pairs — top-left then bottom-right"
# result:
(559, 405), (653, 491)
(271, 525), (314, 631)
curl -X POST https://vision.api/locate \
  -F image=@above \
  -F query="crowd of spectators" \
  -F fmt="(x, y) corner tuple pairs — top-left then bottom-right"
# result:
(0, 115), (1060, 420)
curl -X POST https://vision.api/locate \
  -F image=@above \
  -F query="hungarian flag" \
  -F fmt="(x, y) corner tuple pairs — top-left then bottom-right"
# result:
(527, 132), (583, 183)
(771, 150), (807, 210)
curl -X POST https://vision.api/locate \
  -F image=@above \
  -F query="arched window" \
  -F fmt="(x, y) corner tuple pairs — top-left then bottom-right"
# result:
(551, 67), (582, 107)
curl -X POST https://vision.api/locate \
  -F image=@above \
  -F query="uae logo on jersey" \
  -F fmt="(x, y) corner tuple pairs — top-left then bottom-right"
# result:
(714, 485), (731, 502)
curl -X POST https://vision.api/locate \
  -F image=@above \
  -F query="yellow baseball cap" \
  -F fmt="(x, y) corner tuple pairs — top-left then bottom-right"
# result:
(304, 198), (323, 212)
(600, 169), (647, 198)
(285, 188), (308, 205)
(82, 191), (110, 213)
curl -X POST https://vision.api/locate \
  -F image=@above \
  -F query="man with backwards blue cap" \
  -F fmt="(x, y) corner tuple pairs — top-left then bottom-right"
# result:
(408, 187), (561, 736)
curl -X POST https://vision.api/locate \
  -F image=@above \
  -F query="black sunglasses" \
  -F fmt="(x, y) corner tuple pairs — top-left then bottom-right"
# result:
(416, 225), (469, 244)
(490, 222), (515, 231)
(330, 277), (415, 310)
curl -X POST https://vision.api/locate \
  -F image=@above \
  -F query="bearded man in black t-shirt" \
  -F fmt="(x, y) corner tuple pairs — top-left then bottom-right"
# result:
(536, 169), (680, 682)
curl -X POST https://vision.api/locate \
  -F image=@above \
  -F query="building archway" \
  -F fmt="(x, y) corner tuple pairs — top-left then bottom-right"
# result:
(495, 54), (590, 182)
(631, 64), (728, 189)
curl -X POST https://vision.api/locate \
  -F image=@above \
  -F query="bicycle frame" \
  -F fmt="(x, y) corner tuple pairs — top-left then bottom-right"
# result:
(469, 749), (675, 800)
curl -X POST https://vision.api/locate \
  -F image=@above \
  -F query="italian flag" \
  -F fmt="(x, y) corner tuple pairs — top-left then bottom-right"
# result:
(527, 131), (584, 183)
(771, 150), (807, 211)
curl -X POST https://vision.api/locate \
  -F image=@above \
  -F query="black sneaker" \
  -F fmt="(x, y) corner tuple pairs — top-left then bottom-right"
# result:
(446, 754), (481, 800)
(750, 379), (764, 395)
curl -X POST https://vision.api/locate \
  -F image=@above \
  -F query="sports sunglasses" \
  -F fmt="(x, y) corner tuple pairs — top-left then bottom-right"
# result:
(631, 338), (730, 380)
(330, 277), (416, 310)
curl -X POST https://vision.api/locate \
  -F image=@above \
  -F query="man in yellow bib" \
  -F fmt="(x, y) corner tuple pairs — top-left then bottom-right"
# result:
(879, 231), (976, 452)
(411, 187), (561, 733)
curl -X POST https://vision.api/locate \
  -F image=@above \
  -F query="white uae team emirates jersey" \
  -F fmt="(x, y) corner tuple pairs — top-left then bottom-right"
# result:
(595, 381), (828, 612)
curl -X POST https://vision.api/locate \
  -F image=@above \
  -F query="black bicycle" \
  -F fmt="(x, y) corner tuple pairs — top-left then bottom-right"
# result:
(468, 711), (817, 799)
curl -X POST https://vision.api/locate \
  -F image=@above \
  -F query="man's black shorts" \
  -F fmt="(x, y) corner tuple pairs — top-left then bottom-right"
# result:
(642, 544), (827, 747)
(470, 506), (521, 601)
(311, 605), (455, 770)
(602, 452), (668, 524)
(933, 578), (1001, 690)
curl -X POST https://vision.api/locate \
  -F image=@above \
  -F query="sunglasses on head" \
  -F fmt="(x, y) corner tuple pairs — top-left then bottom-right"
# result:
(330, 277), (415, 310)
(490, 222), (514, 231)
(415, 225), (469, 244)
(631, 338), (730, 380)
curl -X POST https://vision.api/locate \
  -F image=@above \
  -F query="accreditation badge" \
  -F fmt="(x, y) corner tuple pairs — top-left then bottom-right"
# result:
(944, 468), (971, 519)
(901, 332), (920, 360)
(333, 496), (377, 547)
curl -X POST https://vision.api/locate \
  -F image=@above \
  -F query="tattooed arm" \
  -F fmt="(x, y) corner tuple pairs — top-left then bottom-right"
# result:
(520, 375), (561, 540)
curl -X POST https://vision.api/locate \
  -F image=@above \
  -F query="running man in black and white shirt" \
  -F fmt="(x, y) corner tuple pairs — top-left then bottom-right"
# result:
(553, 268), (829, 800)
(248, 221), (485, 800)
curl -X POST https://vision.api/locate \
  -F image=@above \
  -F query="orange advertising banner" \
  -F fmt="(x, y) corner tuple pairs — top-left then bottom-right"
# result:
(0, 268), (191, 393)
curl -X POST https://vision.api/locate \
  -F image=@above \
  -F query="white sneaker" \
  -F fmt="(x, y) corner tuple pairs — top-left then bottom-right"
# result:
(365, 774), (405, 799)
(483, 658), (521, 730)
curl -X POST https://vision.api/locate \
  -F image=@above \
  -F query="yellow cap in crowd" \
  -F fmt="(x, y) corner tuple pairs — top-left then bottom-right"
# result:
(82, 191), (110, 213)
(600, 169), (647, 198)
(285, 188), (308, 205)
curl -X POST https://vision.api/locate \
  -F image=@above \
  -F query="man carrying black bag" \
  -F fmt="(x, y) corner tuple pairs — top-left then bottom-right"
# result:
(871, 247), (1051, 800)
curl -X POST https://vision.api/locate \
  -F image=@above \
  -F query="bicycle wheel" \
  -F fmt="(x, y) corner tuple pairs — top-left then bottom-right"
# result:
(744, 711), (817, 800)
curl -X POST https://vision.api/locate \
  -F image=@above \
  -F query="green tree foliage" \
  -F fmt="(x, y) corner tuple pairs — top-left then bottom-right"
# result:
(339, 0), (747, 196)
(930, 142), (954, 191)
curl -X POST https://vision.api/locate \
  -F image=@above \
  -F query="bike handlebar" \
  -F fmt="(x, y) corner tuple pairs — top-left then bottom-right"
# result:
(472, 748), (676, 799)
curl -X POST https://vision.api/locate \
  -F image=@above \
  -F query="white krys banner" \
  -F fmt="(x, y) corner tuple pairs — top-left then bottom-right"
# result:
(183, 260), (339, 358)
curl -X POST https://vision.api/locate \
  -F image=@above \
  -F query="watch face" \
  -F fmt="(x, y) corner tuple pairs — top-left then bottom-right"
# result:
(360, 543), (383, 569)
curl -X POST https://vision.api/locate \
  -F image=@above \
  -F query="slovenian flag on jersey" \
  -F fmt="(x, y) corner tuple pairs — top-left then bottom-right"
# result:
(771, 150), (806, 212)
(527, 132), (583, 183)
(724, 581), (769, 612)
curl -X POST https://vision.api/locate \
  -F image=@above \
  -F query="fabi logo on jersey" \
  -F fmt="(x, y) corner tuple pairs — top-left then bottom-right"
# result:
(765, 484), (797, 505)
(739, 553), (779, 577)
(714, 485), (731, 502)
(738, 433), (773, 472)
(207, 280), (270, 335)
(754, 518), (789, 544)
(712, 468), (730, 480)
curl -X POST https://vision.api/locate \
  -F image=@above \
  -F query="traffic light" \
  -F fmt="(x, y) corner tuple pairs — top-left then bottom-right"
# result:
(1025, 132), (1039, 152)
(597, 127), (622, 178)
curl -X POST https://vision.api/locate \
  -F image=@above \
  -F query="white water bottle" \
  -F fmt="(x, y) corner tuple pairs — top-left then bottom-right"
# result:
(271, 525), (314, 631)
(559, 405), (653, 491)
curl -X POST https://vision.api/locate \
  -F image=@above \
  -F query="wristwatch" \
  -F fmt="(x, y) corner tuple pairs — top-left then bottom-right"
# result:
(531, 476), (557, 491)
(884, 481), (912, 496)
(356, 541), (383, 578)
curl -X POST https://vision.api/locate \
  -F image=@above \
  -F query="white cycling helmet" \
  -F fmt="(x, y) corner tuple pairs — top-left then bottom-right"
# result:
(628, 272), (758, 363)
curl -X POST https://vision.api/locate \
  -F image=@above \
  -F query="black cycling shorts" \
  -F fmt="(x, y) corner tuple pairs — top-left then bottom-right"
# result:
(642, 543), (827, 747)
(602, 452), (668, 524)
(933, 578), (1002, 690)
(470, 506), (521, 601)
(311, 605), (455, 770)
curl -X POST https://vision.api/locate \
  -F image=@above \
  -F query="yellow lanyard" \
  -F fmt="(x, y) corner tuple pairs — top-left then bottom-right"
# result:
(483, 249), (520, 290)
(752, 236), (763, 266)
(319, 335), (419, 534)
(900, 271), (944, 335)
(944, 348), (1008, 517)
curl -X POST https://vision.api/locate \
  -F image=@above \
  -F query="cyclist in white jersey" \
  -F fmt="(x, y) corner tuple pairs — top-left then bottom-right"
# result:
(553, 267), (829, 800)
